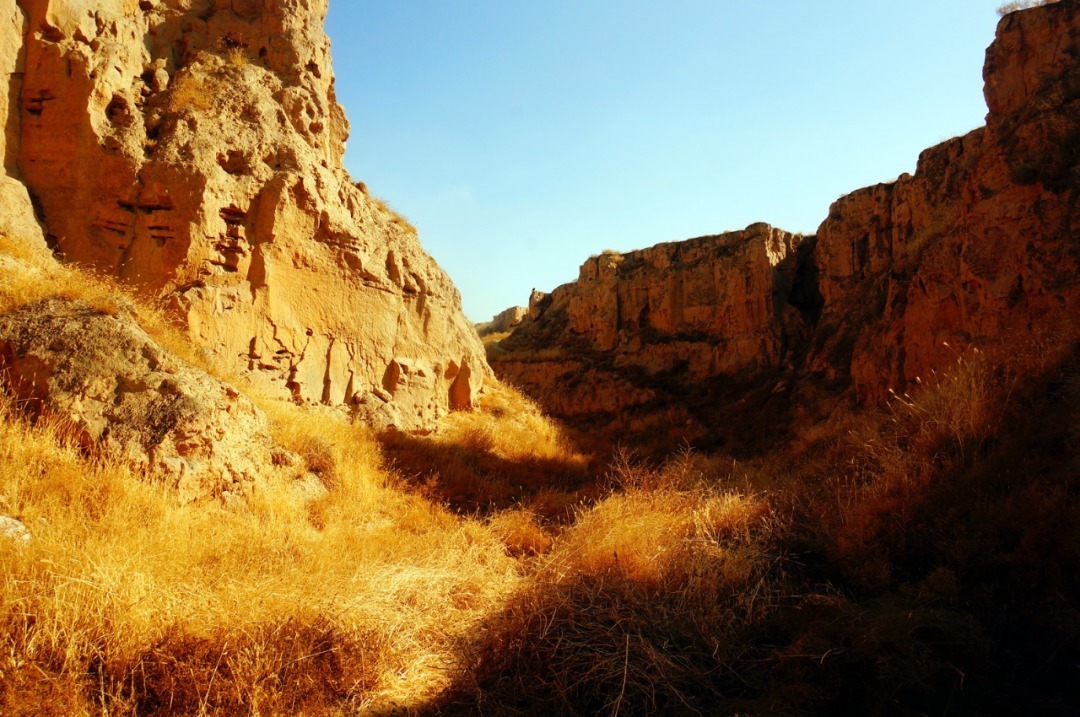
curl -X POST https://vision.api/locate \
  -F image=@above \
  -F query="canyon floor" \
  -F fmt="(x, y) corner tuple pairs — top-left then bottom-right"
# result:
(1, 229), (1078, 716)
(1, 0), (1079, 715)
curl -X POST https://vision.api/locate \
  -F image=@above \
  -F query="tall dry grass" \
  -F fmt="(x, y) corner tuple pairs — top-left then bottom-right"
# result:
(0, 234), (524, 713)
(0, 393), (523, 714)
(380, 381), (592, 518)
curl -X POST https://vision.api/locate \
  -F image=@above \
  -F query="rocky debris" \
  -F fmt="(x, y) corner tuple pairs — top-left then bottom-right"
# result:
(0, 298), (280, 502)
(0, 515), (30, 543)
(8, 0), (487, 431)
(495, 2), (1080, 434)
(476, 306), (528, 337)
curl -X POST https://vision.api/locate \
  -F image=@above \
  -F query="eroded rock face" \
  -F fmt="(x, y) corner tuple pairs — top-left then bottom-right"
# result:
(12, 0), (487, 430)
(495, 3), (1079, 440)
(0, 298), (277, 501)
(0, 0), (45, 250)
(812, 1), (1080, 401)
(495, 224), (817, 417)
(476, 306), (528, 337)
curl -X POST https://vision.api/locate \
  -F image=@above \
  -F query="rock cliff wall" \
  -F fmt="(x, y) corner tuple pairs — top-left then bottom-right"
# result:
(496, 224), (817, 418)
(495, 2), (1080, 440)
(8, 0), (487, 430)
(812, 1), (1080, 401)
(0, 0), (45, 250)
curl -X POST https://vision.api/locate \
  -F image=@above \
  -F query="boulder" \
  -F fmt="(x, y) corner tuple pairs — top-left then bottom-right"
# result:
(0, 298), (279, 502)
(0, 515), (30, 543)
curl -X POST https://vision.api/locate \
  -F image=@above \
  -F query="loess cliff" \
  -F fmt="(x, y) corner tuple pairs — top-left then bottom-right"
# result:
(494, 2), (1080, 448)
(3, 0), (488, 432)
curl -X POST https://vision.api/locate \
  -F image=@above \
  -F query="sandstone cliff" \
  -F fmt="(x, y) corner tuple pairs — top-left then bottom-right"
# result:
(0, 0), (45, 250)
(497, 224), (816, 419)
(494, 2), (1080, 448)
(6, 0), (487, 430)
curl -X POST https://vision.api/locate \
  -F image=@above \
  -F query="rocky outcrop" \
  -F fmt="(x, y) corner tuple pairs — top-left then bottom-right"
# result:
(495, 224), (818, 417)
(8, 0), (487, 430)
(0, 515), (31, 543)
(495, 2), (1080, 440)
(476, 306), (528, 337)
(0, 298), (278, 502)
(0, 0), (44, 251)
(812, 0), (1080, 400)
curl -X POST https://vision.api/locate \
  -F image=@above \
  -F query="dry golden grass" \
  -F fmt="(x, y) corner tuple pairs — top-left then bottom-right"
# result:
(486, 345), (567, 363)
(0, 394), (523, 714)
(167, 71), (214, 114)
(380, 382), (592, 518)
(366, 195), (417, 234)
(3, 230), (1078, 714)
(446, 457), (784, 714)
(998, 0), (1059, 16)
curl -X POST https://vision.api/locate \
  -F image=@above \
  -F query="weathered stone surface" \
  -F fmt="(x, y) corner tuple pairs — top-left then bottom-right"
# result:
(0, 298), (278, 502)
(812, 1), (1080, 401)
(0, 0), (45, 250)
(0, 515), (30, 543)
(476, 306), (528, 337)
(12, 0), (487, 430)
(495, 224), (816, 418)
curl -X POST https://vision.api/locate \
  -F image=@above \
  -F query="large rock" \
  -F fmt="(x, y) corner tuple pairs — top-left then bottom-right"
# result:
(0, 515), (31, 543)
(11, 0), (487, 430)
(0, 298), (278, 502)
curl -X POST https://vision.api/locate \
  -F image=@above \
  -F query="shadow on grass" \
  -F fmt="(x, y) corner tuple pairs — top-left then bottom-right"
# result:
(378, 429), (597, 520)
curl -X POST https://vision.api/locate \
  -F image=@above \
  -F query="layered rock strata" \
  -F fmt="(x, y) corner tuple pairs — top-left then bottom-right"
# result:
(495, 2), (1080, 431)
(496, 224), (817, 416)
(8, 0), (487, 430)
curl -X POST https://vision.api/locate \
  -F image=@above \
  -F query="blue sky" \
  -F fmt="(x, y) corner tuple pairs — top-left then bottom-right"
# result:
(325, 1), (1004, 322)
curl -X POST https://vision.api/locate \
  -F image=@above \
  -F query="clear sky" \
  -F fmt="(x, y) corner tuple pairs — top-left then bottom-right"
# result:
(325, 1), (1005, 322)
